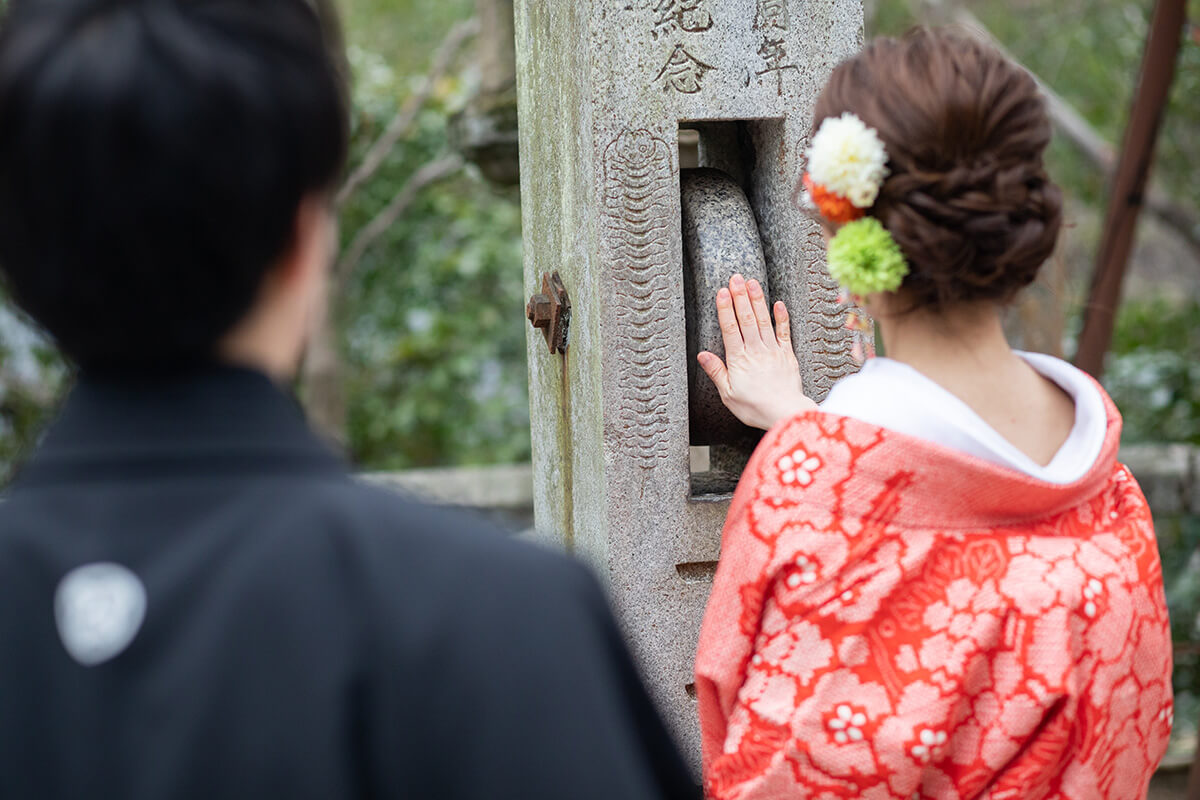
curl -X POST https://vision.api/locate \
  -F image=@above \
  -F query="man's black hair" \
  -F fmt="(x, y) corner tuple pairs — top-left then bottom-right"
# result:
(0, 0), (349, 368)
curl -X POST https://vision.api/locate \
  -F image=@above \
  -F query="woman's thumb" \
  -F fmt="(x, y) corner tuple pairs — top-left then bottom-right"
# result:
(698, 352), (730, 397)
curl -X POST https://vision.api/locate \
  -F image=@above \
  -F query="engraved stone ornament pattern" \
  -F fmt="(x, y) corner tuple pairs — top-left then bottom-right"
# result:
(55, 562), (148, 667)
(603, 129), (676, 465)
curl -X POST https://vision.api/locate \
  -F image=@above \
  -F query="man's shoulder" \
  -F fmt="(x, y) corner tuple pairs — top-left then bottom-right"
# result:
(298, 478), (609, 663)
(299, 476), (588, 598)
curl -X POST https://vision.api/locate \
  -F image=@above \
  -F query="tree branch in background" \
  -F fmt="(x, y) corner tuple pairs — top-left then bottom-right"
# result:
(304, 15), (477, 446)
(943, 5), (1200, 259)
(448, 0), (521, 186)
(302, 154), (465, 442)
(334, 154), (464, 287)
(335, 18), (479, 208)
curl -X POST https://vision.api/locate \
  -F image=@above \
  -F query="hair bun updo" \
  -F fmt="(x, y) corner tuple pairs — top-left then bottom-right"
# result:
(812, 27), (1063, 309)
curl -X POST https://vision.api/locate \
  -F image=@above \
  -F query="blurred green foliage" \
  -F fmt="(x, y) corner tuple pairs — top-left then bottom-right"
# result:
(1106, 300), (1200, 445)
(0, 292), (65, 482)
(340, 0), (469, 75)
(1157, 513), (1200, 761)
(335, 6), (530, 469)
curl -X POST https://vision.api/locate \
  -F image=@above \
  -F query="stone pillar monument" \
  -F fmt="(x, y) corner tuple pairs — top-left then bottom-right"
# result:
(515, 0), (863, 763)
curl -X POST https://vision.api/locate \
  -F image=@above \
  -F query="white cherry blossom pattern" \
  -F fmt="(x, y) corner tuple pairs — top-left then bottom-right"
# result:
(778, 449), (822, 487)
(1082, 578), (1104, 618)
(785, 555), (820, 588)
(1157, 702), (1174, 730)
(909, 728), (948, 764)
(827, 704), (867, 744)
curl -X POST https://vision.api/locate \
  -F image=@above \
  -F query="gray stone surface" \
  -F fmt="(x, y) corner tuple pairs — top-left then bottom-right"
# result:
(681, 167), (770, 448)
(362, 464), (533, 511)
(515, 0), (863, 767)
(1120, 444), (1195, 516)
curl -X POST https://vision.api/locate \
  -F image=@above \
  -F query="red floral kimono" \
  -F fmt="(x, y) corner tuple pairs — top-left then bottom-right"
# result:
(695, 394), (1173, 799)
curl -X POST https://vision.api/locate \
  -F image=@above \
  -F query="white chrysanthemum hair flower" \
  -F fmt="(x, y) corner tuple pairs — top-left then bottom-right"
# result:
(806, 113), (890, 209)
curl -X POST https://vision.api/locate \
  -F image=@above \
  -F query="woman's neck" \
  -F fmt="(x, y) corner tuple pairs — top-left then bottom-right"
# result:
(870, 298), (1078, 468)
(875, 301), (1018, 383)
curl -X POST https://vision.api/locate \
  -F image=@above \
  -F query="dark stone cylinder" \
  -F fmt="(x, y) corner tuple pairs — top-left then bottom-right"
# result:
(681, 167), (770, 448)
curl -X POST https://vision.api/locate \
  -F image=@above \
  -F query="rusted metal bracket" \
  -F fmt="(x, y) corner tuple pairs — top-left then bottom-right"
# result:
(526, 271), (571, 354)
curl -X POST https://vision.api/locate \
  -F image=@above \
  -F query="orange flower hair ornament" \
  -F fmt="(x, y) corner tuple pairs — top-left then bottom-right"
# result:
(802, 112), (890, 222)
(802, 174), (860, 225)
(802, 113), (910, 300)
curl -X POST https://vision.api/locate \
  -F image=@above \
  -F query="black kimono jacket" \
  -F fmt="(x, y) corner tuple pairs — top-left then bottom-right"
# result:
(0, 365), (697, 800)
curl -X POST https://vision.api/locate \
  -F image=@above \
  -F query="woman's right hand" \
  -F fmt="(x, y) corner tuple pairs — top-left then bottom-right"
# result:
(697, 273), (817, 430)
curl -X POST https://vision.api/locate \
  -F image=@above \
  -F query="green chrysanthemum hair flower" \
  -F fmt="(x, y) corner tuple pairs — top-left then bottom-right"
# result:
(826, 217), (909, 297)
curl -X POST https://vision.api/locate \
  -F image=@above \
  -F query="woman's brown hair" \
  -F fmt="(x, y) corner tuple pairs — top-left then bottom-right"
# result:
(813, 28), (1063, 309)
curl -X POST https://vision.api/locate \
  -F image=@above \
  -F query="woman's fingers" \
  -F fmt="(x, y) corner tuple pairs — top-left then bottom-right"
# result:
(747, 279), (776, 344)
(774, 301), (793, 350)
(697, 351), (730, 397)
(728, 274), (762, 347)
(715, 287), (744, 358)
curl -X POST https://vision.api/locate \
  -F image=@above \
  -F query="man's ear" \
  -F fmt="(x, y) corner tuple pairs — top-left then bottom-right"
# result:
(273, 194), (336, 288)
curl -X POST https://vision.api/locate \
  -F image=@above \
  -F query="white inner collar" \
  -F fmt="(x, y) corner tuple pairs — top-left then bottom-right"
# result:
(819, 351), (1107, 484)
